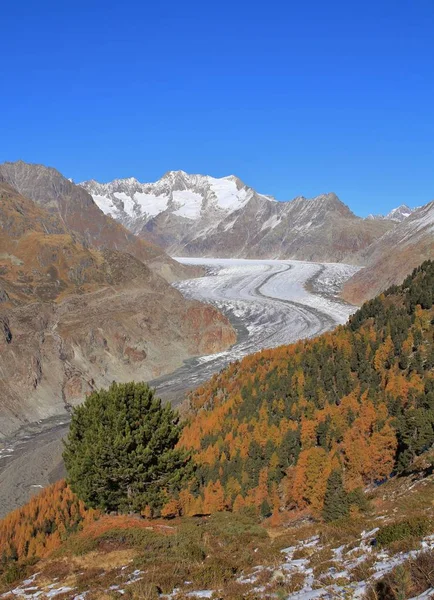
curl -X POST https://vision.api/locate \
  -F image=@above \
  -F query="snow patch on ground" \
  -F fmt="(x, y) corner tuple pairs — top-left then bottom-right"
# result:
(3, 532), (433, 600)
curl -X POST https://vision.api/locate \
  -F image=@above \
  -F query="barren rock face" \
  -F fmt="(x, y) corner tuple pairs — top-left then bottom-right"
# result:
(0, 273), (236, 438)
(342, 201), (434, 304)
(0, 162), (198, 282)
(0, 177), (236, 438)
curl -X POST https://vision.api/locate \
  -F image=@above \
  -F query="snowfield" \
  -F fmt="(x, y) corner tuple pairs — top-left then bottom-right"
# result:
(151, 258), (360, 399)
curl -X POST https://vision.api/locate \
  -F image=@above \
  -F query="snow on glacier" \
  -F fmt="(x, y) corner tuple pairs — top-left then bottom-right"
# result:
(168, 258), (360, 378)
(173, 190), (204, 219)
(133, 192), (169, 217)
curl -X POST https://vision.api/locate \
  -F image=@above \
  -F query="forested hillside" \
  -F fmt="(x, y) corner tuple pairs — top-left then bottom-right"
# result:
(0, 262), (433, 598)
(0, 481), (97, 564)
(168, 261), (434, 517)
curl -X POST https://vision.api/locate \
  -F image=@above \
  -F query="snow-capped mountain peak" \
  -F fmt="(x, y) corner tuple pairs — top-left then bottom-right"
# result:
(367, 204), (414, 223)
(79, 171), (263, 226)
(386, 204), (413, 221)
(79, 171), (394, 262)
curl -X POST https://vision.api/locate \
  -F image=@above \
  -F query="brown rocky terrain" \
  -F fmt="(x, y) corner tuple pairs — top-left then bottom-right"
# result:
(0, 181), (236, 438)
(342, 200), (434, 304)
(0, 162), (197, 282)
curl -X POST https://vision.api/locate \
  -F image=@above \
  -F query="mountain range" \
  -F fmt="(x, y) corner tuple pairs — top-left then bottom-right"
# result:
(342, 199), (434, 304)
(80, 171), (434, 301)
(0, 160), (433, 435)
(80, 172), (393, 263)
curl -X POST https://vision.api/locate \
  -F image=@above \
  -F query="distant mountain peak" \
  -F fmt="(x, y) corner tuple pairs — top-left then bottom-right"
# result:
(112, 176), (140, 185)
(161, 169), (189, 179)
(367, 204), (414, 223)
(311, 192), (341, 204)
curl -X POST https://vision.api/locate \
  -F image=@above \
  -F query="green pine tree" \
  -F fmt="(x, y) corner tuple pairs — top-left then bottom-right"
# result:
(260, 499), (272, 518)
(322, 470), (349, 522)
(63, 382), (192, 513)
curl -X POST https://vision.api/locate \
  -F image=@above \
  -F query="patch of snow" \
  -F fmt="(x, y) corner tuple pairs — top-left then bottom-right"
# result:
(260, 214), (282, 231)
(113, 192), (136, 216)
(173, 191), (203, 219)
(361, 528), (379, 540)
(125, 569), (143, 585)
(186, 592), (214, 599)
(92, 194), (116, 215)
(133, 192), (168, 217)
(208, 177), (250, 212)
(46, 587), (75, 598)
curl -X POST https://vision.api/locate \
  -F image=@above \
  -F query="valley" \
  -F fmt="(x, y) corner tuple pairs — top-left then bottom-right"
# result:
(0, 258), (359, 517)
(151, 258), (360, 399)
(2, 8), (433, 598)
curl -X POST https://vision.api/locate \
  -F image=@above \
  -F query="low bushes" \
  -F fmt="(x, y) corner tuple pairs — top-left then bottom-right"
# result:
(365, 550), (434, 600)
(376, 517), (433, 548)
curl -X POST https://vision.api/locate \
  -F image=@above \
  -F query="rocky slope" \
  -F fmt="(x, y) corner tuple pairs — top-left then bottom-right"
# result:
(343, 200), (434, 304)
(0, 182), (236, 438)
(0, 162), (197, 282)
(80, 171), (394, 262)
(1, 463), (434, 600)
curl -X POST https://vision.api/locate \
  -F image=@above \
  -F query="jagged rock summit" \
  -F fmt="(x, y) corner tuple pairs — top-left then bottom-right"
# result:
(367, 203), (414, 223)
(80, 172), (393, 262)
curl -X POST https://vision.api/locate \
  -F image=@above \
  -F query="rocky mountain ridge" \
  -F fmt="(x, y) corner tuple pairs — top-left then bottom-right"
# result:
(343, 199), (434, 304)
(367, 203), (415, 223)
(80, 172), (394, 262)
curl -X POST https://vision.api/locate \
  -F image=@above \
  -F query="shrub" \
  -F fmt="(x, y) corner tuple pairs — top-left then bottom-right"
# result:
(376, 517), (432, 548)
(365, 550), (434, 600)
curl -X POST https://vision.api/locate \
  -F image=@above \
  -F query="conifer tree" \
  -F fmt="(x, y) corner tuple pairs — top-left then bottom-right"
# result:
(323, 470), (349, 522)
(63, 382), (191, 513)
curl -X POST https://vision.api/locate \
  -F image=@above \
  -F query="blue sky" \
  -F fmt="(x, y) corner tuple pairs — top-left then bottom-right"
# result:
(1, 0), (433, 216)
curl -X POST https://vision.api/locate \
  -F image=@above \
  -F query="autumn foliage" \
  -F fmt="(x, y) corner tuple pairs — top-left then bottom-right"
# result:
(164, 261), (434, 517)
(1, 262), (433, 567)
(0, 480), (97, 564)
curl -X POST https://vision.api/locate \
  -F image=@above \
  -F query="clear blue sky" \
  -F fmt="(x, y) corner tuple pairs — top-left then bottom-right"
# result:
(1, 0), (433, 216)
